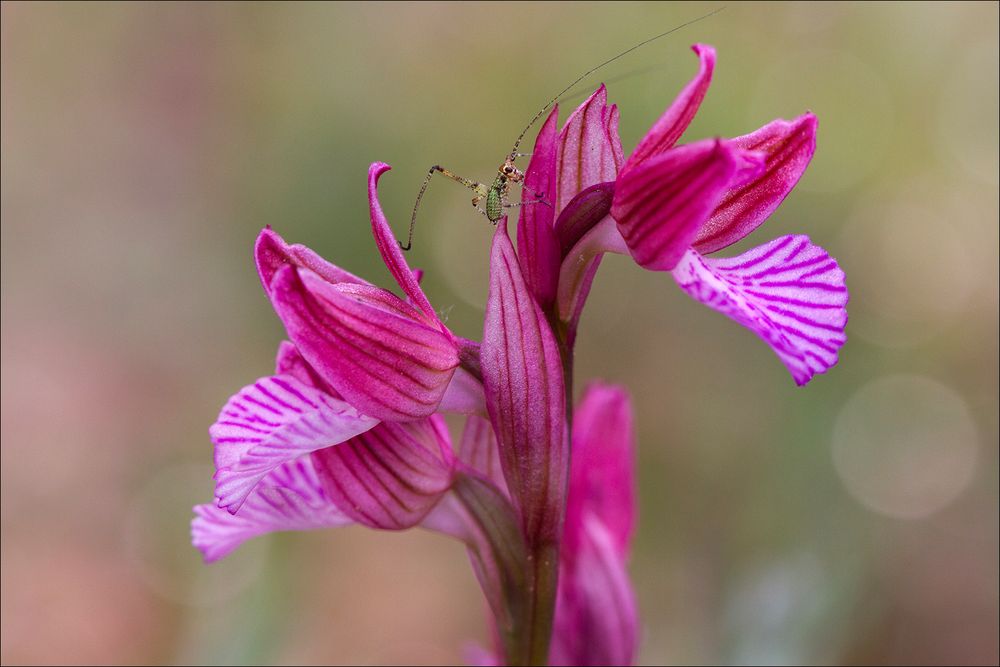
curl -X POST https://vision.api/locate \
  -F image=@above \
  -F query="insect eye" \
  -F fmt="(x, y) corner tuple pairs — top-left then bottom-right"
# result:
(503, 166), (513, 174)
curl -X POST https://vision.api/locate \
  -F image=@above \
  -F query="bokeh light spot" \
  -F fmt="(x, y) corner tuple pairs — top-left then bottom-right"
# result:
(832, 375), (978, 519)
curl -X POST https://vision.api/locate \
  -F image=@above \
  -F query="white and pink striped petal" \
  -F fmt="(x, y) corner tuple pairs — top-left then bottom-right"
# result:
(193, 458), (351, 563)
(211, 375), (379, 513)
(672, 235), (848, 385)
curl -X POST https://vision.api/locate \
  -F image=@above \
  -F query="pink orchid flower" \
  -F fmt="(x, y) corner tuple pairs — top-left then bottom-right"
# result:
(521, 44), (847, 385)
(206, 163), (486, 515)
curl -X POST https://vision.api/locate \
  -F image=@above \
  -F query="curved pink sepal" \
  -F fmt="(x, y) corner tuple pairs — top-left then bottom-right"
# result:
(672, 235), (848, 385)
(481, 222), (568, 544)
(517, 106), (561, 309)
(613, 138), (741, 271)
(255, 227), (365, 295)
(269, 265), (459, 421)
(556, 85), (624, 214)
(311, 416), (454, 530)
(695, 114), (818, 254)
(193, 458), (351, 563)
(621, 43), (715, 177)
(211, 374), (379, 513)
(368, 162), (439, 322)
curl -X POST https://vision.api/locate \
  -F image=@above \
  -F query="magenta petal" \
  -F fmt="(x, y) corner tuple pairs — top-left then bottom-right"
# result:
(481, 222), (568, 544)
(274, 340), (331, 392)
(211, 375), (379, 513)
(621, 43), (715, 176)
(368, 162), (439, 321)
(556, 85), (623, 214)
(459, 415), (507, 497)
(551, 515), (639, 667)
(517, 106), (561, 309)
(193, 458), (350, 563)
(695, 114), (818, 254)
(269, 265), (459, 421)
(255, 227), (366, 295)
(565, 383), (635, 559)
(554, 181), (616, 256)
(311, 417), (454, 530)
(613, 138), (741, 271)
(672, 236), (849, 385)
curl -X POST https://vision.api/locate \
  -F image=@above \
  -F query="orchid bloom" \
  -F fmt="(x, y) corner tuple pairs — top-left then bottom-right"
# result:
(541, 44), (847, 384)
(195, 42), (848, 666)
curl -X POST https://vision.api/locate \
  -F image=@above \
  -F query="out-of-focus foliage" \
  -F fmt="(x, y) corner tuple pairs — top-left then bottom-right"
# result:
(2, 2), (997, 664)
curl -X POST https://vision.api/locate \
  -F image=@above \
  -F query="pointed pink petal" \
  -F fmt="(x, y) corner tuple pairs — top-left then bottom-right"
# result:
(695, 114), (818, 254)
(192, 458), (350, 563)
(517, 106), (561, 309)
(255, 227), (366, 295)
(211, 375), (379, 513)
(439, 366), (487, 415)
(554, 181), (616, 255)
(672, 236), (848, 385)
(481, 222), (568, 545)
(368, 162), (439, 322)
(556, 85), (623, 214)
(458, 415), (507, 497)
(310, 417), (454, 530)
(612, 138), (741, 271)
(621, 43), (715, 176)
(565, 383), (635, 559)
(274, 341), (330, 392)
(551, 515), (638, 667)
(269, 265), (459, 421)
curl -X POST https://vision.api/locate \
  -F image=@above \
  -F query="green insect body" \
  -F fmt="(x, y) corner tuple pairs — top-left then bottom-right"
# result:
(486, 176), (505, 222)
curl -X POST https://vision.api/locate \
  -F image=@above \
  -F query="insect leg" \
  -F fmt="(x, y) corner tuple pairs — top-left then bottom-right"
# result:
(403, 165), (485, 251)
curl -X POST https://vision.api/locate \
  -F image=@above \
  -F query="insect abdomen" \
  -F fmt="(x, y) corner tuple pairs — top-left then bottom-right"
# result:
(486, 187), (503, 222)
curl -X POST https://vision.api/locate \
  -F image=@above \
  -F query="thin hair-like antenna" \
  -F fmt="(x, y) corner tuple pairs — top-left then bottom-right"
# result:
(507, 6), (726, 159)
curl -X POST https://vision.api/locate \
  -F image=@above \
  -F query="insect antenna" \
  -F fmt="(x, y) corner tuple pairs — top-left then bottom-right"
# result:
(506, 6), (726, 160)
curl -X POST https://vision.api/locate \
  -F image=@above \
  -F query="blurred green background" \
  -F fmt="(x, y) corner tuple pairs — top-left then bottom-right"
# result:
(2, 2), (997, 664)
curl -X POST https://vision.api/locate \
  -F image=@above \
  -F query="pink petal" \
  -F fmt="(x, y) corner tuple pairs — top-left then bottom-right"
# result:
(438, 366), (487, 416)
(612, 138), (741, 271)
(554, 181), (616, 256)
(551, 515), (638, 667)
(211, 375), (378, 513)
(274, 340), (329, 392)
(565, 383), (635, 559)
(367, 162), (439, 322)
(269, 265), (459, 421)
(192, 458), (350, 563)
(458, 415), (507, 497)
(556, 85), (623, 214)
(621, 43), (715, 177)
(695, 114), (818, 254)
(254, 227), (366, 295)
(311, 417), (454, 530)
(517, 106), (561, 309)
(481, 222), (568, 545)
(671, 236), (849, 385)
